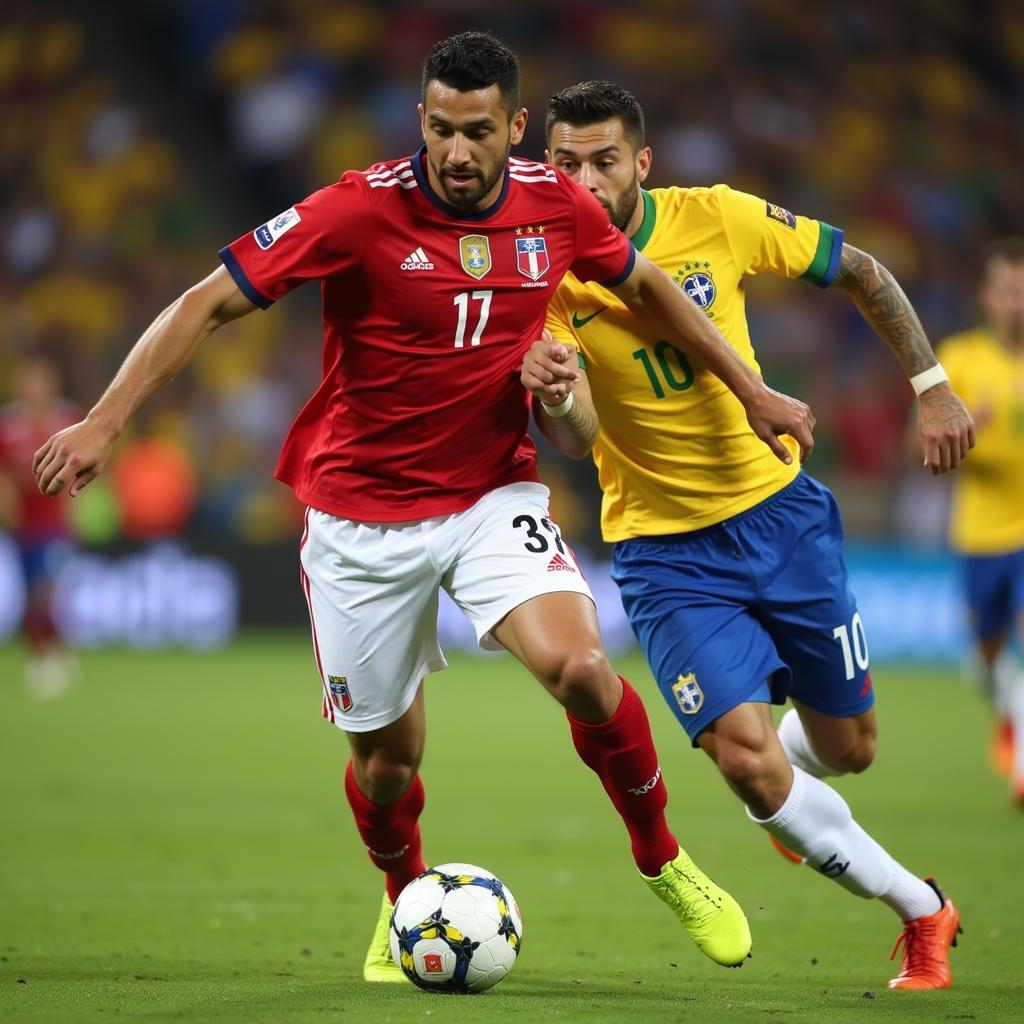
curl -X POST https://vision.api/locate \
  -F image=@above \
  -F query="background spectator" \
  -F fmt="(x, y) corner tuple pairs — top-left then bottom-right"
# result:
(3, 0), (1022, 552)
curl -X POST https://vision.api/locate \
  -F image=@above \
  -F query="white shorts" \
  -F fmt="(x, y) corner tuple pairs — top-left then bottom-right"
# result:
(298, 482), (594, 733)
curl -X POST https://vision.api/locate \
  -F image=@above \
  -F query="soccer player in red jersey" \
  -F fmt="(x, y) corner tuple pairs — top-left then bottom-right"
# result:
(0, 354), (80, 697)
(33, 32), (815, 978)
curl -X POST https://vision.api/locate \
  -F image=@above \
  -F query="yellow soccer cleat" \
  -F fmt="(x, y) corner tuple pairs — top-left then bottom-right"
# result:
(363, 892), (406, 983)
(641, 847), (752, 968)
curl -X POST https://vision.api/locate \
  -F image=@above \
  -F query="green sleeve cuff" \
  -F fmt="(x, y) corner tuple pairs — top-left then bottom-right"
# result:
(800, 222), (845, 288)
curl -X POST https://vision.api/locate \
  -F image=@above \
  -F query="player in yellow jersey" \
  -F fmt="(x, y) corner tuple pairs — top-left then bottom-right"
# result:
(523, 81), (975, 990)
(935, 239), (1024, 803)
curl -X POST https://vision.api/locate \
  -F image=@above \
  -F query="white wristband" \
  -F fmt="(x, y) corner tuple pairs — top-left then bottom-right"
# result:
(541, 392), (574, 417)
(909, 363), (949, 396)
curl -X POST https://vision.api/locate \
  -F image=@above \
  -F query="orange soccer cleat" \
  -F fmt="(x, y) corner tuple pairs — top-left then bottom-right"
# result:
(990, 717), (1014, 778)
(887, 878), (962, 990)
(1011, 775), (1024, 809)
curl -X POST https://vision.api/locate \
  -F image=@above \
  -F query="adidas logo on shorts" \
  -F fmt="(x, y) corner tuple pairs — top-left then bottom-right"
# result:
(547, 553), (576, 573)
(401, 247), (434, 271)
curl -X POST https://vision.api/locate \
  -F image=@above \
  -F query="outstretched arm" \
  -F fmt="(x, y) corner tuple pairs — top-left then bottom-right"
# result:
(609, 252), (815, 465)
(521, 333), (598, 459)
(33, 265), (256, 497)
(832, 243), (974, 473)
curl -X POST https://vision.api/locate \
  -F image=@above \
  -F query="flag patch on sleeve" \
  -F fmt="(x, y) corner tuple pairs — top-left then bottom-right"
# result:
(254, 207), (301, 249)
(765, 201), (796, 229)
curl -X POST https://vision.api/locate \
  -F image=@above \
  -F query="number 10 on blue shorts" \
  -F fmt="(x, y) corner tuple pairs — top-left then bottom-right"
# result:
(612, 474), (874, 743)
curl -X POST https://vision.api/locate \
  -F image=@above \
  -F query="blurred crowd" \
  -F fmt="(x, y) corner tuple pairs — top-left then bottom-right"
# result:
(3, 0), (1023, 550)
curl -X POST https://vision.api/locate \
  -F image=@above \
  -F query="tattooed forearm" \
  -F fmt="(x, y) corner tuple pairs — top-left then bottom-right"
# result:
(537, 393), (599, 459)
(833, 244), (937, 376)
(562, 393), (599, 450)
(833, 243), (975, 473)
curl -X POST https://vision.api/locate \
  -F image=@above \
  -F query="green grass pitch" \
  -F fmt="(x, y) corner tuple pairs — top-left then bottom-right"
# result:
(2, 635), (1022, 1022)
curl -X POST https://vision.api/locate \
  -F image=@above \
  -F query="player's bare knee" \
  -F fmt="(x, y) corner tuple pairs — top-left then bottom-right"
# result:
(544, 645), (617, 714)
(713, 741), (772, 798)
(832, 735), (876, 774)
(358, 752), (420, 804)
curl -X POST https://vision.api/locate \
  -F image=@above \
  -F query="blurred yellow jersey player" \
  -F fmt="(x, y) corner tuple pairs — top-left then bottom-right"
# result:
(532, 80), (974, 991)
(935, 239), (1024, 802)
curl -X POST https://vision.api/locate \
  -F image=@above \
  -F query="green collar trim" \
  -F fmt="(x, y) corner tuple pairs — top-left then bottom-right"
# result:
(629, 189), (657, 252)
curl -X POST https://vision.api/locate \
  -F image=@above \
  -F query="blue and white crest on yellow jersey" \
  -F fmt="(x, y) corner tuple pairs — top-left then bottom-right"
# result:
(254, 206), (301, 250)
(459, 234), (491, 279)
(682, 271), (716, 310)
(672, 672), (703, 715)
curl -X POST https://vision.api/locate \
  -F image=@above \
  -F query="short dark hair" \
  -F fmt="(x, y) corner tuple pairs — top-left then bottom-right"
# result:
(545, 81), (646, 151)
(421, 31), (521, 116)
(982, 237), (1024, 277)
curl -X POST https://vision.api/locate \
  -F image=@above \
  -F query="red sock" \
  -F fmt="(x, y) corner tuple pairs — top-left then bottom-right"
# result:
(567, 678), (678, 876)
(344, 761), (427, 903)
(24, 590), (59, 654)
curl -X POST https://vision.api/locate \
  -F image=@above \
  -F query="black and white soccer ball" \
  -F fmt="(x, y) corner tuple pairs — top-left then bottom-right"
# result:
(389, 863), (523, 993)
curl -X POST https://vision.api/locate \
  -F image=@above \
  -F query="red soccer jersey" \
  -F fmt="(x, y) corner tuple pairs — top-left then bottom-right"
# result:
(0, 400), (79, 541)
(220, 148), (634, 522)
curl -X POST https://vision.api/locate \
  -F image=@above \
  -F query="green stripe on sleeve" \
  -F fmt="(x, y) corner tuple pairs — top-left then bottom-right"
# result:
(800, 221), (845, 288)
(801, 222), (834, 284)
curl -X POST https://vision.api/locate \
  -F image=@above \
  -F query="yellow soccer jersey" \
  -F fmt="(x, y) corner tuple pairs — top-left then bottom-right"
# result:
(937, 327), (1024, 555)
(545, 184), (843, 541)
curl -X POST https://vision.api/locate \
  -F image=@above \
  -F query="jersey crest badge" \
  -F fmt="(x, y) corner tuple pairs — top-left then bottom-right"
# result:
(328, 674), (353, 713)
(672, 672), (703, 715)
(766, 201), (797, 229)
(515, 235), (550, 281)
(681, 270), (716, 310)
(254, 206), (301, 249)
(459, 234), (492, 279)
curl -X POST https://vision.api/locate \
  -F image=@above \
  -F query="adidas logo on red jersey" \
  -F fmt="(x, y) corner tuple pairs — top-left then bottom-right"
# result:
(401, 247), (434, 271)
(547, 554), (576, 573)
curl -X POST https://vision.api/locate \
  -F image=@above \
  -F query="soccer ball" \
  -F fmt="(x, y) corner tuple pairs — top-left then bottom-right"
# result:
(389, 863), (523, 993)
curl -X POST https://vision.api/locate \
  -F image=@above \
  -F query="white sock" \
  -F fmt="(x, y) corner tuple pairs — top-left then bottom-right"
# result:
(777, 708), (842, 778)
(748, 766), (942, 920)
(991, 648), (1018, 716)
(880, 866), (943, 923)
(1009, 676), (1024, 780)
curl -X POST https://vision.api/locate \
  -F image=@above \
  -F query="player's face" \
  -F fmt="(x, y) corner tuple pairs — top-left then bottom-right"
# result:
(546, 119), (651, 233)
(14, 357), (60, 407)
(419, 82), (527, 211)
(980, 258), (1024, 343)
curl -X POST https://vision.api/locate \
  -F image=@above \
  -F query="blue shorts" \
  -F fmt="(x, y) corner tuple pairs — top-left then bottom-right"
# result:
(18, 536), (73, 588)
(961, 548), (1024, 642)
(612, 473), (874, 743)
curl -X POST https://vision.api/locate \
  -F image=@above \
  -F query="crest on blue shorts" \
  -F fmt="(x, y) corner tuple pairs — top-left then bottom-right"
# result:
(672, 672), (703, 715)
(328, 674), (353, 712)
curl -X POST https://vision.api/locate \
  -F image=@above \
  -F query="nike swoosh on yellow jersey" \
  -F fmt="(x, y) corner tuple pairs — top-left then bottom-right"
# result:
(571, 307), (608, 328)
